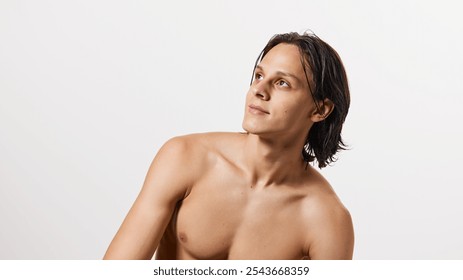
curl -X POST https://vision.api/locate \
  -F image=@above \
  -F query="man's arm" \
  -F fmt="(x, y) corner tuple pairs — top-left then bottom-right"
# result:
(103, 137), (196, 259)
(306, 202), (354, 260)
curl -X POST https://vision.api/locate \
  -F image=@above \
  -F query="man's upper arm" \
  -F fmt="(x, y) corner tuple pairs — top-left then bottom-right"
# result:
(307, 204), (355, 260)
(103, 136), (198, 259)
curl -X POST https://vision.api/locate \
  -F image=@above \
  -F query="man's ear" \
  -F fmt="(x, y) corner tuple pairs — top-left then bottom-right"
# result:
(310, 98), (334, 122)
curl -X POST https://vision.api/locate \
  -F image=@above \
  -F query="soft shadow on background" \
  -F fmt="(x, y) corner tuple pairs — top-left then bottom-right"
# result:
(1, 0), (462, 259)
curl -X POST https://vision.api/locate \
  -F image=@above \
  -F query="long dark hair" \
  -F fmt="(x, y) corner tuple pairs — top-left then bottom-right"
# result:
(252, 32), (351, 168)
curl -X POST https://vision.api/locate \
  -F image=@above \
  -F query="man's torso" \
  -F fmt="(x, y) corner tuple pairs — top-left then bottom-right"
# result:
(154, 132), (341, 260)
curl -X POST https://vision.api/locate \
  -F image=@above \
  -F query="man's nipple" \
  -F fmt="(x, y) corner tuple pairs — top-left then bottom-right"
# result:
(178, 232), (188, 243)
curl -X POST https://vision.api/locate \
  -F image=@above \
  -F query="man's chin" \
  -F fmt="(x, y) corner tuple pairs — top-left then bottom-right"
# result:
(242, 120), (262, 134)
(242, 119), (280, 136)
(242, 123), (259, 135)
(242, 125), (272, 137)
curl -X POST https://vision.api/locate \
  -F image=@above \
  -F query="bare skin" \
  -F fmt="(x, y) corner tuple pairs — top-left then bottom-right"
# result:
(104, 44), (354, 260)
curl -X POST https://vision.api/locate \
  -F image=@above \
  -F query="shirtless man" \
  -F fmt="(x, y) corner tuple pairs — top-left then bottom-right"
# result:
(104, 32), (354, 260)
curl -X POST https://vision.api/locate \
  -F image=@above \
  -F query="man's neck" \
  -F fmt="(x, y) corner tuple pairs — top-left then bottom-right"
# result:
(241, 133), (308, 187)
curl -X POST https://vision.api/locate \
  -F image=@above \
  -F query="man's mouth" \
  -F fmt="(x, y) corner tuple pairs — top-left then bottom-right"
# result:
(248, 104), (270, 114)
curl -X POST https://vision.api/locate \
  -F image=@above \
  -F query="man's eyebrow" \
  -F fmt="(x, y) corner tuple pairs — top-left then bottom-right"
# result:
(255, 65), (301, 83)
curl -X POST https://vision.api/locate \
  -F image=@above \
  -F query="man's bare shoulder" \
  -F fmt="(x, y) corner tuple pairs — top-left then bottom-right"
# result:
(164, 132), (245, 159)
(301, 167), (349, 210)
(300, 167), (354, 259)
(176, 132), (245, 144)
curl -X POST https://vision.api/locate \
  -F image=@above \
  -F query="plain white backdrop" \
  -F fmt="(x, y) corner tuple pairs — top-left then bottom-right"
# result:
(1, 0), (462, 259)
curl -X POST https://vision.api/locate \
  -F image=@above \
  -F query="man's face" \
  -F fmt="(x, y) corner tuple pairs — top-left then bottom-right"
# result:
(242, 43), (318, 140)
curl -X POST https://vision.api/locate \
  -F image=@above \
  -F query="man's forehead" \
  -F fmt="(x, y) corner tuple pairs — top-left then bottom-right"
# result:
(258, 43), (307, 79)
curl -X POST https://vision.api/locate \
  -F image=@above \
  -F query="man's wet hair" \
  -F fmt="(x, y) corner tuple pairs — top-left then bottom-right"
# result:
(251, 32), (350, 168)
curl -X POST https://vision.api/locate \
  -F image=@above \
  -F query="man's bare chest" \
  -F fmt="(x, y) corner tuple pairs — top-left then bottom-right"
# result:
(169, 175), (309, 259)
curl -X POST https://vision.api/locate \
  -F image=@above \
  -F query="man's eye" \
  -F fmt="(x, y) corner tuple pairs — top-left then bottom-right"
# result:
(277, 80), (289, 87)
(255, 73), (263, 80)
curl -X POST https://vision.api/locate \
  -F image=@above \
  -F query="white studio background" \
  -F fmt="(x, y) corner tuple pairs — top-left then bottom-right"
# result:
(0, 0), (462, 259)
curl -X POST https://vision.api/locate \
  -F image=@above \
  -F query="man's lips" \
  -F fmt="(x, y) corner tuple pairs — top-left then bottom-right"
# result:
(248, 104), (270, 114)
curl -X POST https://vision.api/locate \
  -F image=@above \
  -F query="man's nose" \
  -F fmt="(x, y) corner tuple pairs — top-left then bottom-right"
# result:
(252, 81), (270, 101)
